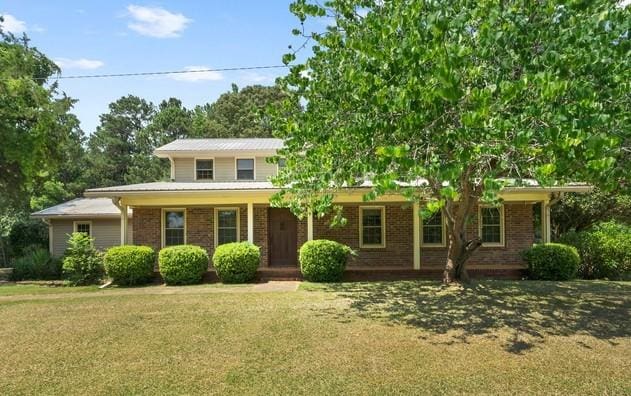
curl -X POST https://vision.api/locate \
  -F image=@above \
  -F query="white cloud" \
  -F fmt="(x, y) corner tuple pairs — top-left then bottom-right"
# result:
(126, 5), (191, 38)
(54, 58), (105, 70)
(169, 66), (223, 82)
(240, 72), (276, 84)
(0, 13), (27, 34)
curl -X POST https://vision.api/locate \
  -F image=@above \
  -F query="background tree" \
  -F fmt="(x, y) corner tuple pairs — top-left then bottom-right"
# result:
(552, 189), (631, 239)
(86, 95), (155, 187)
(192, 84), (286, 138)
(127, 98), (192, 183)
(272, 0), (630, 283)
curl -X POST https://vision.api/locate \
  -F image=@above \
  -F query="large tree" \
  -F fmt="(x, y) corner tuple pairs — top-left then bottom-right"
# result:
(86, 95), (155, 187)
(193, 84), (287, 138)
(272, 0), (630, 282)
(127, 98), (193, 183)
(0, 27), (76, 206)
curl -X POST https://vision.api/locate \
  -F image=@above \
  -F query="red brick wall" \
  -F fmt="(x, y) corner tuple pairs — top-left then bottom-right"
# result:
(132, 208), (161, 253)
(421, 202), (534, 268)
(133, 205), (251, 269)
(254, 205), (269, 267)
(133, 201), (534, 271)
(314, 203), (414, 268)
(187, 208), (213, 259)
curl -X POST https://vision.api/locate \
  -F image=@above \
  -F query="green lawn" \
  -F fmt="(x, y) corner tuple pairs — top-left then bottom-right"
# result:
(0, 280), (629, 395)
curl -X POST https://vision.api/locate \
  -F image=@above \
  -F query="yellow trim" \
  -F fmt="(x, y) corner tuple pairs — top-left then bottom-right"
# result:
(413, 202), (421, 270)
(359, 206), (386, 248)
(421, 210), (447, 248)
(478, 205), (505, 247)
(111, 190), (556, 207)
(235, 157), (256, 180)
(214, 207), (241, 247)
(193, 157), (215, 181)
(161, 208), (187, 248)
(73, 220), (92, 236)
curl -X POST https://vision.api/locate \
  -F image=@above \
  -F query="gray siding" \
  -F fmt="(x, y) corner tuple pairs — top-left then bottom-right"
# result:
(174, 157), (195, 182)
(50, 218), (132, 257)
(172, 156), (277, 182)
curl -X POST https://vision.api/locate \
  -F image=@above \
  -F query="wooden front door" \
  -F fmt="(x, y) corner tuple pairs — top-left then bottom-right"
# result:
(268, 208), (298, 267)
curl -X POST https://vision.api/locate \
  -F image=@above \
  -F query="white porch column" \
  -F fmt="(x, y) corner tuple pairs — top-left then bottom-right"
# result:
(544, 201), (551, 243)
(120, 204), (128, 245)
(307, 210), (314, 241)
(247, 202), (254, 243)
(413, 202), (421, 270)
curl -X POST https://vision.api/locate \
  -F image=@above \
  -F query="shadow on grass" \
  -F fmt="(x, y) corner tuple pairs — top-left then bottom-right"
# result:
(307, 280), (631, 353)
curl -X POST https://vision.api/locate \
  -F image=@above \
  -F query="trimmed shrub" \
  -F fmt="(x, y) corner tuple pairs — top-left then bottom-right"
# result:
(212, 242), (260, 283)
(299, 239), (353, 282)
(522, 243), (580, 281)
(559, 221), (631, 280)
(104, 245), (156, 286)
(62, 232), (104, 285)
(11, 245), (62, 280)
(158, 245), (208, 285)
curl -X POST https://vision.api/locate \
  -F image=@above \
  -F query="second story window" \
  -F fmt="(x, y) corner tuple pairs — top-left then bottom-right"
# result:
(236, 158), (255, 180)
(195, 159), (214, 180)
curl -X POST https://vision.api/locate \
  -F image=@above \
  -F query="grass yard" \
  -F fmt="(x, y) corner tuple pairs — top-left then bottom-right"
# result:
(0, 280), (629, 395)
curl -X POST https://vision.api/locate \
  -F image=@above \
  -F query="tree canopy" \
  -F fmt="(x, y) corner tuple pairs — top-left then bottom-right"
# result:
(192, 84), (287, 138)
(0, 29), (77, 205)
(272, 0), (631, 282)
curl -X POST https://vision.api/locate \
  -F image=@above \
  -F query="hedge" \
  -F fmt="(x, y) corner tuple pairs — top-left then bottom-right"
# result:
(104, 245), (156, 285)
(299, 239), (353, 282)
(522, 243), (580, 281)
(559, 221), (631, 280)
(158, 245), (208, 285)
(212, 242), (260, 283)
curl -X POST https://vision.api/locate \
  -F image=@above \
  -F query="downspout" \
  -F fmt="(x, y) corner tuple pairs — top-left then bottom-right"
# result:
(169, 156), (175, 181)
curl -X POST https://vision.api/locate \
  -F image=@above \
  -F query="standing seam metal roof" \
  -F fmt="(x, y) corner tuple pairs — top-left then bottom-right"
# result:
(154, 138), (284, 152)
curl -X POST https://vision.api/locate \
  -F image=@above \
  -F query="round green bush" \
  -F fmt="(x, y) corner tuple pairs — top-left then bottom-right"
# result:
(559, 221), (631, 280)
(299, 239), (353, 282)
(522, 243), (580, 281)
(158, 245), (209, 285)
(104, 245), (156, 285)
(212, 242), (260, 283)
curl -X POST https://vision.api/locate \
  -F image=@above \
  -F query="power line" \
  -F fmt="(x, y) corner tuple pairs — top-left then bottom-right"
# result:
(6, 65), (289, 81)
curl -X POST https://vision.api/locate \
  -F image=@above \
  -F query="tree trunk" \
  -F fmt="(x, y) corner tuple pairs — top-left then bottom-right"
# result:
(442, 194), (482, 284)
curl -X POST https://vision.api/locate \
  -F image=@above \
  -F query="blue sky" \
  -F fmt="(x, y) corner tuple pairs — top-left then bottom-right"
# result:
(1, 1), (316, 134)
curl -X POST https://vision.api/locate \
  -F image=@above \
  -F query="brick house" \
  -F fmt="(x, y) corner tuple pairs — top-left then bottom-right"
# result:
(33, 138), (590, 278)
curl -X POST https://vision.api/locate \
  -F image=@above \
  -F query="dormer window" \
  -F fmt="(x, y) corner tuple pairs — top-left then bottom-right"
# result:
(236, 158), (255, 180)
(195, 159), (214, 180)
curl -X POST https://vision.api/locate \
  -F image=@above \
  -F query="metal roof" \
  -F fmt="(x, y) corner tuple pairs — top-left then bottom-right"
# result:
(154, 138), (284, 155)
(31, 198), (129, 219)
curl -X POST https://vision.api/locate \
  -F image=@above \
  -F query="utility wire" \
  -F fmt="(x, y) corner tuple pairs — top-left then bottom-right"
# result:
(4, 65), (289, 81)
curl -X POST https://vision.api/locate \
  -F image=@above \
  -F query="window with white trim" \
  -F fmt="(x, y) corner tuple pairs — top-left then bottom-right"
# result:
(277, 158), (286, 169)
(195, 159), (214, 180)
(164, 210), (185, 246)
(236, 158), (255, 180)
(74, 222), (91, 236)
(422, 211), (444, 246)
(216, 209), (239, 245)
(360, 207), (385, 247)
(479, 206), (504, 245)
